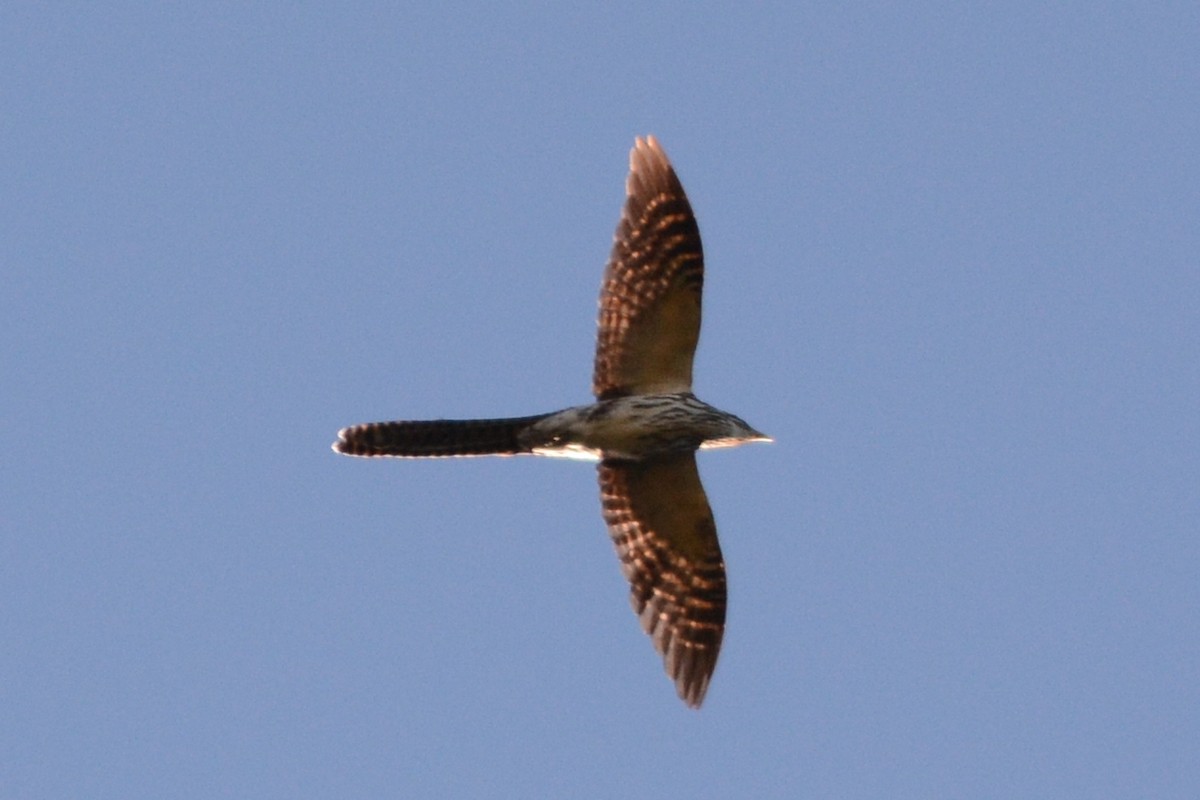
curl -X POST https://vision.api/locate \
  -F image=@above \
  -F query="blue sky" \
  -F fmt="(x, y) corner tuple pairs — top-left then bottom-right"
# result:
(4, 4), (1198, 797)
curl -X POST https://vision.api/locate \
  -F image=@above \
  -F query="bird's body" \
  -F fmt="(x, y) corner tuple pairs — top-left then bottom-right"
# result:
(338, 392), (765, 462)
(334, 137), (768, 707)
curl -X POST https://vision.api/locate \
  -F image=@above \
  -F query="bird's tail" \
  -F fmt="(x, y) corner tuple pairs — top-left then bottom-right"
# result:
(333, 413), (553, 458)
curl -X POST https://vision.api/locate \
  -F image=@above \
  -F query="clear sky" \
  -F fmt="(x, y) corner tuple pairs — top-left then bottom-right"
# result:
(4, 4), (1198, 798)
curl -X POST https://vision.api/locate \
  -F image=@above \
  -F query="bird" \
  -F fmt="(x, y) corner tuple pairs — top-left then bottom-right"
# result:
(333, 136), (769, 708)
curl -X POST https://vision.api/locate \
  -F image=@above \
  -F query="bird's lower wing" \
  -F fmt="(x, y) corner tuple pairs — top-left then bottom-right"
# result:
(597, 454), (726, 707)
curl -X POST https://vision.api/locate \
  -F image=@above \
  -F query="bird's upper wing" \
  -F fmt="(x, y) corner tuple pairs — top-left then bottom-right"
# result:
(598, 454), (726, 708)
(593, 136), (704, 400)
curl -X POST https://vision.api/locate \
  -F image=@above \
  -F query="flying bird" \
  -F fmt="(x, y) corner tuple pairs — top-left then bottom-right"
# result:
(334, 136), (769, 707)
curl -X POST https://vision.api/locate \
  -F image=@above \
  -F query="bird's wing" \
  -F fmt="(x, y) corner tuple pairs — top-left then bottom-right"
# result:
(598, 454), (726, 707)
(593, 136), (704, 400)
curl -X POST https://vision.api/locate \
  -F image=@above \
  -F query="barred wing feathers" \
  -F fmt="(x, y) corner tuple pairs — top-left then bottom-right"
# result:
(593, 136), (704, 401)
(598, 454), (726, 707)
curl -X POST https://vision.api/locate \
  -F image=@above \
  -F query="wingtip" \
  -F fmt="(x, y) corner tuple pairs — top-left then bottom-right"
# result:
(626, 135), (676, 203)
(677, 672), (711, 710)
(631, 134), (667, 166)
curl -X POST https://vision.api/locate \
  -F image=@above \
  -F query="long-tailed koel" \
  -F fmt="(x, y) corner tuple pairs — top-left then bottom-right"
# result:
(335, 137), (769, 707)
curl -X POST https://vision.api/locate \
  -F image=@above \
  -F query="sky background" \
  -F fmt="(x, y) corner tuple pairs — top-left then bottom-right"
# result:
(4, 4), (1198, 798)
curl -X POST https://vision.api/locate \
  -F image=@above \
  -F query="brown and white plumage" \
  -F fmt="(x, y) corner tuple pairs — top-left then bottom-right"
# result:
(592, 137), (726, 707)
(334, 137), (768, 708)
(594, 136), (704, 401)
(599, 454), (725, 707)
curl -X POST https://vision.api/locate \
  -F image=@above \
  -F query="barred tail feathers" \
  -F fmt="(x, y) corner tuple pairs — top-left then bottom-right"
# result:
(333, 413), (553, 458)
